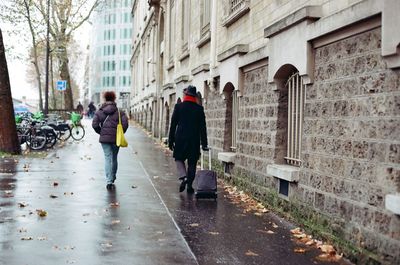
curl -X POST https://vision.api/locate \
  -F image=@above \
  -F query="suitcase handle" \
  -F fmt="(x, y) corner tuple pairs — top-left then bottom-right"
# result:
(200, 148), (211, 170)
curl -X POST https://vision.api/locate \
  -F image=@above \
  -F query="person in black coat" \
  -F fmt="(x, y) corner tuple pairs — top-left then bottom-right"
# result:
(168, 86), (208, 193)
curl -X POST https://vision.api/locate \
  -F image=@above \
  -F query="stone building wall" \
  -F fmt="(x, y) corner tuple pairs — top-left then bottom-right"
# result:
(300, 27), (400, 262)
(204, 89), (227, 154)
(234, 65), (277, 184)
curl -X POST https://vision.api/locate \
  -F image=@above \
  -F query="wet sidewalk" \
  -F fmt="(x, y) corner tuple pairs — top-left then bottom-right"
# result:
(0, 120), (351, 265)
(0, 120), (196, 265)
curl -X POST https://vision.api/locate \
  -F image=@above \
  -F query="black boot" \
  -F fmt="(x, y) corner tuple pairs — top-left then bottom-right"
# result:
(179, 177), (187, 192)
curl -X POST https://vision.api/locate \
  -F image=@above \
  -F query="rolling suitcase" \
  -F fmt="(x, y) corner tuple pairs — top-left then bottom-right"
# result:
(195, 148), (217, 200)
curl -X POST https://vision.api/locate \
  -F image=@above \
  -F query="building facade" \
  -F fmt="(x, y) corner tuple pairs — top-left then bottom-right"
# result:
(131, 0), (400, 263)
(88, 0), (133, 109)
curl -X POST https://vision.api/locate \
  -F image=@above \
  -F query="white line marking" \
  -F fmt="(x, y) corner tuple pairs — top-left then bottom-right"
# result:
(138, 160), (199, 265)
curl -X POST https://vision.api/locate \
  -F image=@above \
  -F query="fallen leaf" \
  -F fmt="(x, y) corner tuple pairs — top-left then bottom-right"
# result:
(254, 212), (263, 216)
(18, 202), (28, 208)
(305, 240), (315, 246)
(101, 242), (113, 248)
(36, 209), (47, 217)
(21, 236), (33, 240)
(319, 244), (336, 255)
(294, 248), (306, 253)
(290, 227), (302, 234)
(189, 223), (199, 227)
(245, 250), (259, 256)
(111, 220), (121, 225)
(209, 232), (220, 235)
(293, 233), (307, 239)
(272, 223), (278, 229)
(266, 230), (275, 234)
(49, 194), (58, 199)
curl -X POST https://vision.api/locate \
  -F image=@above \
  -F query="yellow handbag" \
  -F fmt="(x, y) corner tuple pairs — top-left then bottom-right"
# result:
(116, 109), (128, 147)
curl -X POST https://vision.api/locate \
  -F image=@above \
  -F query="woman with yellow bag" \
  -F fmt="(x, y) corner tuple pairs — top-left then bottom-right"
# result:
(92, 91), (129, 190)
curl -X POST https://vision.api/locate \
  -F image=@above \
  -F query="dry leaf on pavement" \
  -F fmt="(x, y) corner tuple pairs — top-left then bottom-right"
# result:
(111, 220), (121, 225)
(36, 209), (47, 217)
(189, 223), (199, 227)
(18, 202), (28, 208)
(245, 250), (259, 256)
(209, 232), (220, 235)
(294, 248), (306, 253)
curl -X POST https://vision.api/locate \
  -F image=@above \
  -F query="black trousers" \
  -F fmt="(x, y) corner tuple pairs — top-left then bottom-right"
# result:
(175, 159), (197, 185)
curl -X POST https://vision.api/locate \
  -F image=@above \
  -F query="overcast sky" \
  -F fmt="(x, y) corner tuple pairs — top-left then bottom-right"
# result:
(1, 12), (92, 102)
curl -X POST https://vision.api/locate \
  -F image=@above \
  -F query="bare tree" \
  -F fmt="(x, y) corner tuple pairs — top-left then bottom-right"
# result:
(35, 0), (100, 110)
(0, 0), (100, 110)
(0, 0), (46, 111)
(0, 28), (21, 154)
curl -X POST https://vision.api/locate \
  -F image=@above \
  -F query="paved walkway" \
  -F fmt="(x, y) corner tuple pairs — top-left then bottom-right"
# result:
(0, 119), (351, 265)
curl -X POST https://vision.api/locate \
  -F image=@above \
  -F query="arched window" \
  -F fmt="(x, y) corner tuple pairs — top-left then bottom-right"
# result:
(222, 83), (239, 152)
(285, 72), (305, 166)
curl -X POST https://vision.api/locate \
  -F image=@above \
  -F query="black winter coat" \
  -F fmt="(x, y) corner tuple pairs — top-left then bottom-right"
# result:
(168, 101), (208, 162)
(92, 102), (129, 144)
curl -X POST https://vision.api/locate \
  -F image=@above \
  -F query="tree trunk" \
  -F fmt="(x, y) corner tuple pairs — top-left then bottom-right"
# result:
(50, 52), (56, 109)
(23, 0), (43, 111)
(58, 48), (73, 110)
(0, 29), (21, 154)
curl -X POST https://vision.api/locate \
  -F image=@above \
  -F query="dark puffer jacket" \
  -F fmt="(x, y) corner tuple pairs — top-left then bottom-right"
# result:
(92, 102), (129, 144)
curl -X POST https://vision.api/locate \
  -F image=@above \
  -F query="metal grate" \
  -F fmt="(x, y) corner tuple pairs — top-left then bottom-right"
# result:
(285, 72), (305, 166)
(231, 90), (239, 151)
(230, 0), (246, 14)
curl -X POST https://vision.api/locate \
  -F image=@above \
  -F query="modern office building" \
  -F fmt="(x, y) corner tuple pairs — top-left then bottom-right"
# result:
(88, 0), (133, 110)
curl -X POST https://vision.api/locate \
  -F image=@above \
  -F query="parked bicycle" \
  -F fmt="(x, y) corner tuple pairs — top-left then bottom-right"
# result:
(68, 112), (85, 140)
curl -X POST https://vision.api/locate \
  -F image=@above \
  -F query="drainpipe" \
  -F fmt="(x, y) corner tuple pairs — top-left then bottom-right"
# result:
(209, 0), (217, 91)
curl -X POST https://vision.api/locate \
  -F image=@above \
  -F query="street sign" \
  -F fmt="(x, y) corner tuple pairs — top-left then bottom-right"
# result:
(56, 80), (67, 91)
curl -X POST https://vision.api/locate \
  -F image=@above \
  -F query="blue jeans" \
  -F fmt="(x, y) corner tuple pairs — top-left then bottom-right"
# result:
(101, 143), (120, 184)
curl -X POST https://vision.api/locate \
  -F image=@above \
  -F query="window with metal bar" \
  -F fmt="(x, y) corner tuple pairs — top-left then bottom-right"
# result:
(285, 72), (305, 166)
(181, 0), (190, 51)
(231, 90), (239, 151)
(230, 0), (246, 14)
(168, 0), (175, 64)
(201, 0), (211, 37)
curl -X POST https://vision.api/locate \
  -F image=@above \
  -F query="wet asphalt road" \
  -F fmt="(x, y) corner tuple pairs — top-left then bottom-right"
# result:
(0, 119), (351, 265)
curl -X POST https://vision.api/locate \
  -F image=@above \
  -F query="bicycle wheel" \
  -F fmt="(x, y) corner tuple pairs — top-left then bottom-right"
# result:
(71, 125), (85, 140)
(58, 127), (71, 141)
(27, 130), (47, 150)
(45, 130), (57, 148)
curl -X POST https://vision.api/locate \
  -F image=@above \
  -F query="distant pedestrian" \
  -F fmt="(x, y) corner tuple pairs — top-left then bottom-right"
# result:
(76, 101), (84, 115)
(168, 85), (208, 193)
(92, 91), (129, 190)
(88, 102), (96, 118)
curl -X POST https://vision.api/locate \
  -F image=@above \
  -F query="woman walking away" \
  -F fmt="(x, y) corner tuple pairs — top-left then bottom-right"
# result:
(92, 91), (129, 190)
(168, 85), (208, 193)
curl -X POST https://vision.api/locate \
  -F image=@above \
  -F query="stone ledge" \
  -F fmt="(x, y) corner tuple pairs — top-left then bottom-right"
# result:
(222, 2), (250, 28)
(162, 83), (174, 90)
(267, 164), (300, 182)
(174, 75), (189, 84)
(218, 152), (236, 163)
(385, 193), (400, 215)
(191, 64), (210, 76)
(178, 50), (190, 62)
(264, 5), (322, 38)
(217, 44), (249, 62)
(196, 31), (211, 48)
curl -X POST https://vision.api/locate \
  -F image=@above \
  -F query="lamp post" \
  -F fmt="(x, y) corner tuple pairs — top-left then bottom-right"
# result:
(44, 0), (50, 114)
